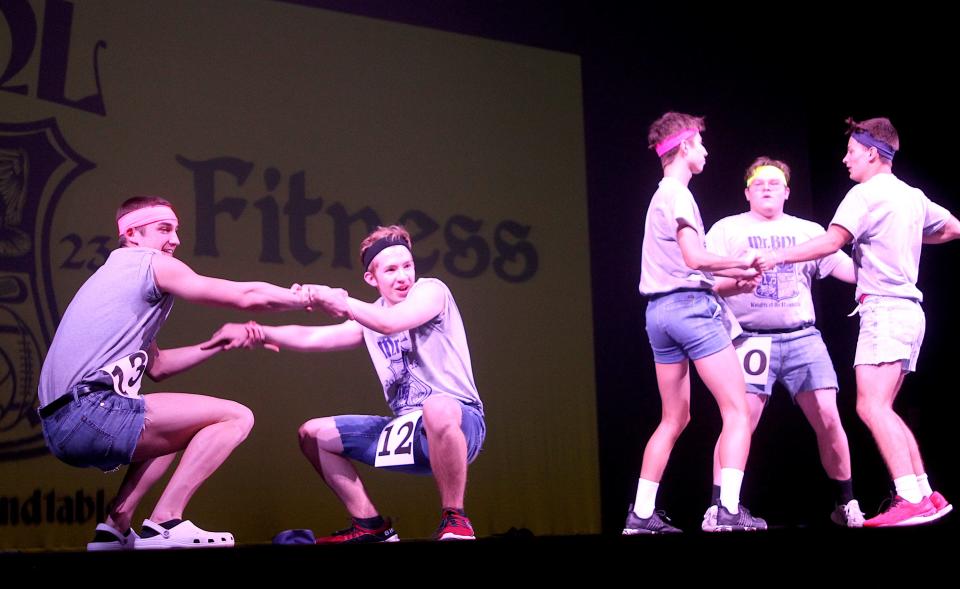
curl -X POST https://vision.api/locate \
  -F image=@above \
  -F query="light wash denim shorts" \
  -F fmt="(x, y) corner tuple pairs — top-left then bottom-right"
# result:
(645, 289), (731, 363)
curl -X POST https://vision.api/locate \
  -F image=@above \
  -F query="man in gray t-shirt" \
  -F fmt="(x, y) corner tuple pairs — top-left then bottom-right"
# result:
(704, 157), (863, 529)
(763, 118), (960, 527)
(237, 225), (486, 543)
(39, 195), (341, 551)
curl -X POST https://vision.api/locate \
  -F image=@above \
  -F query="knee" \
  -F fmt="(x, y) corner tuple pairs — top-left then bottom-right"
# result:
(816, 410), (843, 435)
(228, 403), (255, 439)
(298, 417), (339, 450)
(661, 408), (690, 435)
(423, 398), (462, 439)
(298, 418), (325, 444)
(856, 397), (882, 425)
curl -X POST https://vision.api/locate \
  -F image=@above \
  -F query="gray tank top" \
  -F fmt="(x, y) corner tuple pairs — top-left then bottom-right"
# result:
(38, 247), (173, 405)
(362, 278), (483, 416)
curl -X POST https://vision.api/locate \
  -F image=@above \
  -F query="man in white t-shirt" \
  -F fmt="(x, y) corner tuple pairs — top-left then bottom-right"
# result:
(762, 118), (960, 527)
(703, 157), (863, 529)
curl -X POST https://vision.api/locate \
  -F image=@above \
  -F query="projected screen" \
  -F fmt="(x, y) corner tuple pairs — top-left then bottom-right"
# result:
(0, 0), (595, 546)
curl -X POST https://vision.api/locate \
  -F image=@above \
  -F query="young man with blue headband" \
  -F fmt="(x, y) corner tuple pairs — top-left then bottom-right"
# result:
(232, 225), (486, 542)
(759, 118), (960, 527)
(703, 157), (863, 529)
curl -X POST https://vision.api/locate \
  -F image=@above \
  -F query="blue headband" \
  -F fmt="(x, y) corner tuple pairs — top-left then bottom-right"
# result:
(852, 131), (896, 161)
(361, 236), (411, 270)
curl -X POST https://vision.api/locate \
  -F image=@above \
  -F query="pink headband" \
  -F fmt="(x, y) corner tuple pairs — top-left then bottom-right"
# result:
(654, 128), (698, 157)
(117, 205), (179, 236)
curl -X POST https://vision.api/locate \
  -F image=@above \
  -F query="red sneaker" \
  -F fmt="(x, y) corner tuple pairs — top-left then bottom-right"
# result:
(926, 492), (954, 521)
(435, 509), (475, 540)
(864, 496), (936, 528)
(315, 518), (399, 544)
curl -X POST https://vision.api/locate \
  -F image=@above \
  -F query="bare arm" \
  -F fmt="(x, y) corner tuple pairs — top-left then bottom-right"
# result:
(828, 254), (857, 284)
(342, 280), (446, 335)
(713, 274), (761, 297)
(151, 255), (308, 312)
(677, 226), (758, 272)
(260, 321), (364, 353)
(147, 330), (224, 382)
(923, 215), (960, 244)
(762, 224), (853, 271)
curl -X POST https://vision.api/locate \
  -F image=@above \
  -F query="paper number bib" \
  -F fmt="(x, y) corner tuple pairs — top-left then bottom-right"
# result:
(99, 350), (149, 398)
(374, 410), (423, 467)
(734, 336), (771, 386)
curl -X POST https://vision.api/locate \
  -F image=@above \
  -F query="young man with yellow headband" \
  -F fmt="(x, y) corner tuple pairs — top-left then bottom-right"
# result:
(225, 225), (485, 542)
(702, 157), (863, 529)
(38, 195), (344, 550)
(759, 118), (960, 527)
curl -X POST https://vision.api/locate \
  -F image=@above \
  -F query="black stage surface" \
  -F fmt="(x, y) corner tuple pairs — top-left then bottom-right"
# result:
(3, 522), (954, 581)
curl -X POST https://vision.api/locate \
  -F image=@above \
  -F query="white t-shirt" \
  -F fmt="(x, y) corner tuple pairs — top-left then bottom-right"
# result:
(639, 176), (714, 295)
(707, 213), (850, 330)
(831, 173), (949, 302)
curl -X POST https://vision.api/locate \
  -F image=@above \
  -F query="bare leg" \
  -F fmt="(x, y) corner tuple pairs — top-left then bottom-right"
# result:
(712, 393), (766, 484)
(104, 453), (177, 531)
(796, 388), (852, 481)
(299, 417), (378, 518)
(694, 346), (751, 471)
(855, 363), (916, 479)
(638, 360), (691, 482)
(422, 396), (468, 509)
(133, 392), (255, 523)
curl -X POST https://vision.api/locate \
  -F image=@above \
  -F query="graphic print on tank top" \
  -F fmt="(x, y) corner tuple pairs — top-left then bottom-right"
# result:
(376, 333), (432, 412)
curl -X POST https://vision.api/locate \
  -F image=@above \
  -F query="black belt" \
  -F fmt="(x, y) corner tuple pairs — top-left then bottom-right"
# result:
(745, 323), (814, 335)
(38, 383), (106, 419)
(647, 287), (710, 300)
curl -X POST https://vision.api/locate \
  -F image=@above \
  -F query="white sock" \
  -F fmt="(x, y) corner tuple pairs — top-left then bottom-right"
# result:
(917, 473), (933, 498)
(894, 475), (923, 503)
(720, 468), (744, 514)
(633, 478), (659, 518)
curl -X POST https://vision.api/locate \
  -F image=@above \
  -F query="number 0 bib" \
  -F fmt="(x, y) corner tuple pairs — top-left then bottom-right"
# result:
(734, 336), (771, 386)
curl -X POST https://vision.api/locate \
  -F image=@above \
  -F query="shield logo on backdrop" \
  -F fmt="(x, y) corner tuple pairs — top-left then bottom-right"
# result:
(0, 118), (94, 461)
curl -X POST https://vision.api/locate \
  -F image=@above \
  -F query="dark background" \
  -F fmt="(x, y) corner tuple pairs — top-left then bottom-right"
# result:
(286, 1), (959, 534)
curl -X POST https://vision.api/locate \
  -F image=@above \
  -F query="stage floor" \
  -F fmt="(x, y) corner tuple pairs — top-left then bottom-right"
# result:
(3, 522), (954, 580)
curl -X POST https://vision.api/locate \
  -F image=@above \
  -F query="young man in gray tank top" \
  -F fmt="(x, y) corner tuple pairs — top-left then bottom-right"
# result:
(227, 225), (485, 542)
(38, 196), (345, 550)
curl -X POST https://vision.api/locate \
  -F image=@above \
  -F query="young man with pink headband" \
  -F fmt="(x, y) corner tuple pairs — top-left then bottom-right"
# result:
(703, 156), (864, 530)
(625, 112), (767, 534)
(38, 195), (345, 550)
(220, 225), (485, 542)
(759, 117), (960, 527)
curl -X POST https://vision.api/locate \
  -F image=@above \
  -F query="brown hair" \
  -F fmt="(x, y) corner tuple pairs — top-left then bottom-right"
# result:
(744, 156), (791, 186)
(846, 117), (900, 162)
(648, 111), (706, 165)
(116, 195), (175, 246)
(359, 225), (412, 270)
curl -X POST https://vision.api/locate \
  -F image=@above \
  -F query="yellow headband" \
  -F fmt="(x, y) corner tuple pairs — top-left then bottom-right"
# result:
(746, 165), (788, 187)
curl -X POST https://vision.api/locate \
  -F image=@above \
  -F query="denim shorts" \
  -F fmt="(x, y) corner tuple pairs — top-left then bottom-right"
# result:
(40, 386), (145, 472)
(334, 402), (485, 475)
(737, 326), (839, 399)
(645, 290), (732, 363)
(855, 296), (925, 372)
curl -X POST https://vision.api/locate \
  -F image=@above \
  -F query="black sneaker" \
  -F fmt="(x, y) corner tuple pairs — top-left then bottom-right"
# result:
(714, 504), (767, 531)
(622, 505), (682, 535)
(315, 518), (399, 544)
